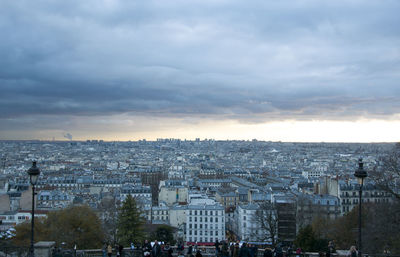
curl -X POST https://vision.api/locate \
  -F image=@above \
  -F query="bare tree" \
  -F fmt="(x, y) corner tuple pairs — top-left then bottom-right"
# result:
(251, 201), (278, 246)
(296, 195), (313, 231)
(372, 143), (400, 200)
(366, 143), (400, 254)
(97, 196), (119, 242)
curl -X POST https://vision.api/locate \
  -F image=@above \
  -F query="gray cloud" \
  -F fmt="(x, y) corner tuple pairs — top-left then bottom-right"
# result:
(1, 0), (400, 136)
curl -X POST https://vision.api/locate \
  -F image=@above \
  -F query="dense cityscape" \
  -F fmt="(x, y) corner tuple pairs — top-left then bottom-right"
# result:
(0, 140), (396, 253)
(2, 0), (400, 256)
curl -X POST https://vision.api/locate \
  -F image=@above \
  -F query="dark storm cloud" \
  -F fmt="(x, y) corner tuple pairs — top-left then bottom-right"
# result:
(1, 0), (400, 130)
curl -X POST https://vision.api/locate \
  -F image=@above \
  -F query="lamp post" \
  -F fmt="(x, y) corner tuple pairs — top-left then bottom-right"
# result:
(354, 158), (367, 257)
(27, 161), (41, 257)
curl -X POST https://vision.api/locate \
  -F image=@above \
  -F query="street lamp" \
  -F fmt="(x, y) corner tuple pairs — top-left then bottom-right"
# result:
(27, 161), (41, 257)
(354, 158), (367, 257)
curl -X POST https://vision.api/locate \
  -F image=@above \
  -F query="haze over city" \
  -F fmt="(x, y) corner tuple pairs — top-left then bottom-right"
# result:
(1, 0), (400, 142)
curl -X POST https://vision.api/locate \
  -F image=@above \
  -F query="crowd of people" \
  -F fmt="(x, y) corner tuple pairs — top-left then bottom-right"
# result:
(100, 240), (307, 257)
(103, 238), (397, 257)
(101, 240), (192, 257)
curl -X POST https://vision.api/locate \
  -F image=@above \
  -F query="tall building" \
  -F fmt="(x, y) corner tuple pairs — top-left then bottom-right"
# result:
(274, 195), (297, 243)
(185, 203), (225, 243)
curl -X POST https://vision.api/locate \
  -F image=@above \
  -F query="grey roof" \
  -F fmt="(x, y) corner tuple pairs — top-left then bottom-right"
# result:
(217, 191), (237, 197)
(251, 192), (271, 201)
(236, 187), (249, 195)
(187, 204), (224, 210)
(198, 179), (231, 183)
(239, 203), (259, 210)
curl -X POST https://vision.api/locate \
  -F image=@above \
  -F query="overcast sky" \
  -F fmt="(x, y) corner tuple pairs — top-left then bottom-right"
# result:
(1, 0), (400, 141)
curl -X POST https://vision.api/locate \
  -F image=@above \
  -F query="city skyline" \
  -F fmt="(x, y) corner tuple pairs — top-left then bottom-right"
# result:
(1, 1), (400, 142)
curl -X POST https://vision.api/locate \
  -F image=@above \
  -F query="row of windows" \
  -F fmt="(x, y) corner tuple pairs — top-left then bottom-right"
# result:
(188, 230), (219, 236)
(39, 196), (68, 200)
(223, 200), (237, 205)
(122, 193), (150, 197)
(187, 237), (219, 243)
(189, 217), (223, 223)
(189, 210), (222, 216)
(342, 191), (389, 197)
(342, 198), (389, 205)
(153, 216), (167, 220)
(153, 211), (168, 215)
(341, 199), (391, 213)
(189, 224), (223, 229)
(222, 197), (238, 200)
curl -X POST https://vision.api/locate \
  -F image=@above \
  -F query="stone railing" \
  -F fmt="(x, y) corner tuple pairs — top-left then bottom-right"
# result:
(2, 242), (397, 257)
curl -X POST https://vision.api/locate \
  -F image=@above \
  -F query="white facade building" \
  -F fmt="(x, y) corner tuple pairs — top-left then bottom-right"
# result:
(185, 203), (225, 243)
(236, 203), (277, 243)
(236, 204), (258, 241)
(150, 205), (170, 224)
(169, 205), (187, 228)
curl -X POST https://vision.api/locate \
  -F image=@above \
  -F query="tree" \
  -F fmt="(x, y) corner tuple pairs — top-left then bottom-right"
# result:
(251, 201), (278, 247)
(371, 143), (400, 200)
(14, 205), (105, 249)
(47, 205), (105, 249)
(311, 215), (333, 242)
(151, 225), (175, 244)
(363, 202), (400, 254)
(326, 205), (360, 250)
(324, 201), (400, 254)
(97, 196), (119, 242)
(294, 225), (328, 252)
(296, 195), (313, 231)
(294, 225), (316, 251)
(117, 195), (145, 245)
(366, 143), (400, 253)
(13, 218), (48, 247)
